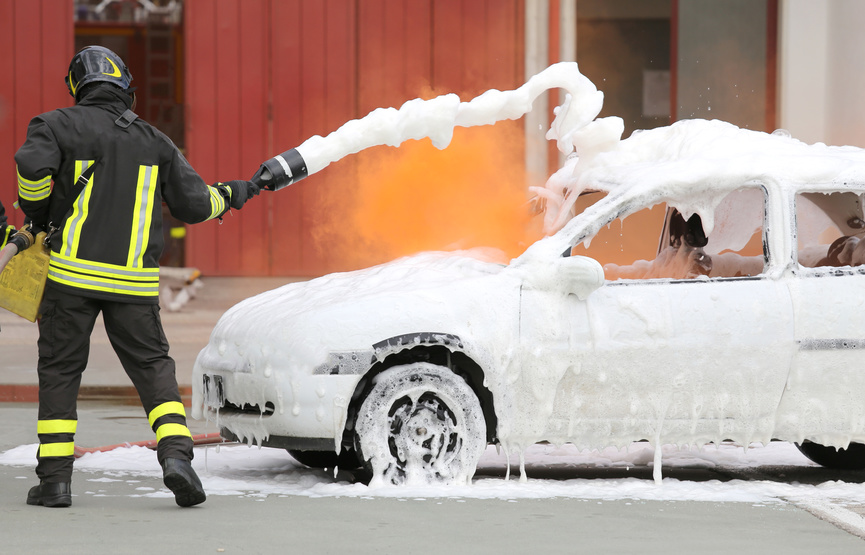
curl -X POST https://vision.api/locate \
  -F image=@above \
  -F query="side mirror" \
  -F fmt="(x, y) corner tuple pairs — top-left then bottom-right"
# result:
(559, 255), (605, 299)
(521, 254), (605, 300)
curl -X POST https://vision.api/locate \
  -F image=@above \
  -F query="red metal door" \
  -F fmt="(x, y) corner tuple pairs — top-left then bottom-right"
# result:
(0, 0), (74, 229)
(184, 0), (524, 276)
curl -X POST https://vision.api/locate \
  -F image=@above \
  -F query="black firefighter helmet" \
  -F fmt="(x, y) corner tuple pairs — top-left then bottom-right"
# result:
(65, 45), (134, 102)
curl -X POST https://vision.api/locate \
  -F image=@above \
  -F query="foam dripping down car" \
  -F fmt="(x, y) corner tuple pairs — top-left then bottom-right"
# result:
(191, 115), (865, 485)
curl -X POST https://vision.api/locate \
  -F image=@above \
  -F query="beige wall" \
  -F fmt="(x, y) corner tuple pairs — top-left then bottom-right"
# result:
(779, 0), (865, 147)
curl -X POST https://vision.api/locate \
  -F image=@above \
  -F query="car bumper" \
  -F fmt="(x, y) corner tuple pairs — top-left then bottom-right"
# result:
(194, 368), (360, 450)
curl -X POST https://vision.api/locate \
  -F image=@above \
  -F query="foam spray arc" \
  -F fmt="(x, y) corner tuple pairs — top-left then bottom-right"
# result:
(250, 61), (618, 192)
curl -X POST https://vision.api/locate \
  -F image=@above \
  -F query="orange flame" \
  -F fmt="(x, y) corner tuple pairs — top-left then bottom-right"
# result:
(312, 123), (544, 270)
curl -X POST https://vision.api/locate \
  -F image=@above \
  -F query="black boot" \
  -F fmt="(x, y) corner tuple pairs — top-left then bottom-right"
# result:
(162, 458), (206, 507)
(26, 481), (72, 507)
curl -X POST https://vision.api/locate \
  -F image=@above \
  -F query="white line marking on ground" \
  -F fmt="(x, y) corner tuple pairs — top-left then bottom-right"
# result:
(791, 498), (865, 540)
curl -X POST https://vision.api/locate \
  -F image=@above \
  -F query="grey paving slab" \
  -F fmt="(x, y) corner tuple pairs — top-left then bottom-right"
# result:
(1, 474), (860, 555)
(2, 403), (865, 555)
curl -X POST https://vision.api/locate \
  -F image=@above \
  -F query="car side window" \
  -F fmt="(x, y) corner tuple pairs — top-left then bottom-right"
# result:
(796, 191), (865, 269)
(572, 186), (766, 281)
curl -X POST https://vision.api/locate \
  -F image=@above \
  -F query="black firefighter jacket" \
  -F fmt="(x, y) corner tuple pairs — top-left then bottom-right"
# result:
(15, 85), (233, 304)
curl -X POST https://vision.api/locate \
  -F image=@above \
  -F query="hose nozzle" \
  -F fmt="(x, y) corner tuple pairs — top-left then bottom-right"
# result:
(251, 148), (309, 191)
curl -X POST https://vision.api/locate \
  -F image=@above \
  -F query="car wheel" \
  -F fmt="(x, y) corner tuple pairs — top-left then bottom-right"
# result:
(353, 362), (487, 486)
(795, 440), (865, 470)
(287, 448), (361, 470)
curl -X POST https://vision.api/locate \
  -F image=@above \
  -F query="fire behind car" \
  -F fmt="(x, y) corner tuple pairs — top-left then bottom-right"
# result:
(192, 119), (865, 485)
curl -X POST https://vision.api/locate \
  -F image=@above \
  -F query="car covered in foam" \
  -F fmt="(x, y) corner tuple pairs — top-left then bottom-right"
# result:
(192, 118), (865, 485)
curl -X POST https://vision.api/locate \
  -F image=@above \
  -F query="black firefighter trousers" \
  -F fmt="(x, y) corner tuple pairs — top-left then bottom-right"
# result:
(34, 284), (194, 482)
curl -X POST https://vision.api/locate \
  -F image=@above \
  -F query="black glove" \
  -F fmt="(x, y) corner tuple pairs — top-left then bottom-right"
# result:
(248, 180), (261, 199)
(225, 180), (260, 210)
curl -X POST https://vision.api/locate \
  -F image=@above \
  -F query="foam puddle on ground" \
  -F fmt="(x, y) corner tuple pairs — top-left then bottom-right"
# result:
(3, 440), (863, 505)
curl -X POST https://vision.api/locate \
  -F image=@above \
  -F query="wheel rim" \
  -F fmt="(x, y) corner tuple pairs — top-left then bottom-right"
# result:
(355, 364), (486, 486)
(387, 392), (462, 482)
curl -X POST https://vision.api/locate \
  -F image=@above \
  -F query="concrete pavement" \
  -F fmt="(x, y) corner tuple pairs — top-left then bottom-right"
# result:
(2, 401), (865, 554)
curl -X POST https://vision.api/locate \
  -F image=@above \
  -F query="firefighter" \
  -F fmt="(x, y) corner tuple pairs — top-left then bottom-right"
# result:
(15, 45), (260, 508)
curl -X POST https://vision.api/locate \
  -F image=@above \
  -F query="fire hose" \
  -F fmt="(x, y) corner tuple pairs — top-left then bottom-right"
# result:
(250, 61), (611, 193)
(73, 432), (228, 458)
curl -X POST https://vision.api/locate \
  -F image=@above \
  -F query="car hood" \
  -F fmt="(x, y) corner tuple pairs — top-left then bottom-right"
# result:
(246, 249), (505, 314)
(197, 249), (516, 376)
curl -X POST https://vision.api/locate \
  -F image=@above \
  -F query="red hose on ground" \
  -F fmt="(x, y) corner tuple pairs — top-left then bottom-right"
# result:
(73, 432), (227, 458)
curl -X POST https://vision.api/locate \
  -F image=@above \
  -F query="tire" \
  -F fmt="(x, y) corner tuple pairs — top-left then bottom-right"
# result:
(795, 440), (865, 470)
(287, 448), (361, 470)
(353, 363), (487, 486)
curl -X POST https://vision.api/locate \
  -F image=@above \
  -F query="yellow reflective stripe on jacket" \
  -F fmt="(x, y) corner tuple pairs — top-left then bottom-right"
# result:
(127, 165), (158, 267)
(37, 419), (78, 435)
(17, 167), (52, 202)
(148, 401), (186, 428)
(38, 442), (75, 457)
(62, 160), (95, 258)
(206, 184), (227, 220)
(48, 251), (160, 297)
(155, 423), (192, 442)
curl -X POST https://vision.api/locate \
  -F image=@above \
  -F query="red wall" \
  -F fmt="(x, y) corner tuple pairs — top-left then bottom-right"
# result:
(184, 0), (524, 276)
(0, 0), (74, 228)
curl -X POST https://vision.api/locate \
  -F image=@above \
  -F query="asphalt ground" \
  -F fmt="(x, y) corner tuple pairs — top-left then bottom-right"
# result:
(1, 277), (865, 554)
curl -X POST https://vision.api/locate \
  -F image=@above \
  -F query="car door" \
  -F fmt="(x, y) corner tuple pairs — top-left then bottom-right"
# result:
(775, 187), (865, 442)
(573, 276), (793, 444)
(519, 185), (795, 447)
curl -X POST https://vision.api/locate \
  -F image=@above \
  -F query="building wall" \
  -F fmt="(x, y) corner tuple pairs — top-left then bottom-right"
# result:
(0, 0), (74, 228)
(779, 0), (865, 147)
(824, 1), (865, 147)
(777, 0), (827, 144)
(184, 0), (525, 277)
(10, 1), (860, 278)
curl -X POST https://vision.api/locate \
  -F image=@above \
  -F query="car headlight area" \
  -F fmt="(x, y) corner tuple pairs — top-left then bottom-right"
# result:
(191, 353), (361, 452)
